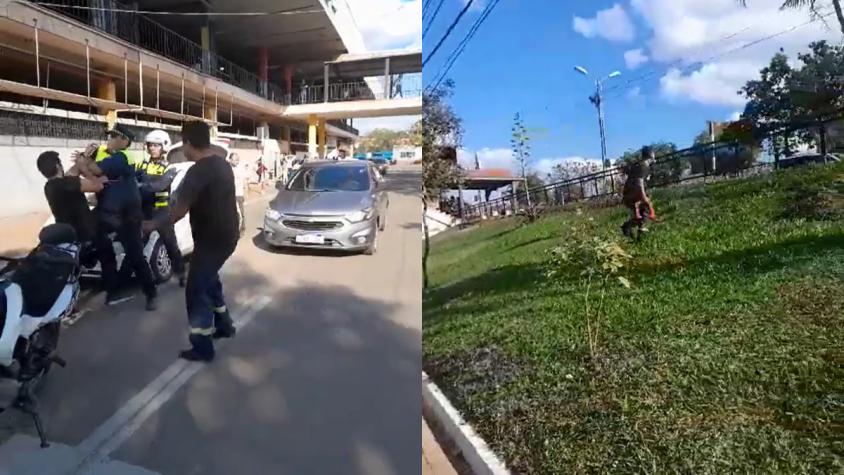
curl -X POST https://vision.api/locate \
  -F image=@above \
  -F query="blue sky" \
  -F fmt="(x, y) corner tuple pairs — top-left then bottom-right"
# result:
(420, 0), (838, 174)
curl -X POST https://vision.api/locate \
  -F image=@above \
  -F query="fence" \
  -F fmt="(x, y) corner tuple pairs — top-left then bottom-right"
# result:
(289, 73), (423, 105)
(459, 115), (842, 222)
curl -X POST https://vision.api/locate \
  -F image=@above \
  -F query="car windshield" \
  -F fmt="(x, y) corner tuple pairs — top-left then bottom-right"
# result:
(287, 166), (371, 192)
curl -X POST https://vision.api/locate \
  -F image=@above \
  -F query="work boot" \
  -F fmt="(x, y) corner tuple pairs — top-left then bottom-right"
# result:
(106, 290), (134, 306)
(178, 348), (214, 362)
(213, 308), (236, 339)
(145, 294), (158, 312)
(176, 271), (187, 288)
(621, 221), (633, 238)
(181, 334), (215, 362)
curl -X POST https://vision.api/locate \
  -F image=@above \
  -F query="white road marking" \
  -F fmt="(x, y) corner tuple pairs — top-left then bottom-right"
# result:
(72, 295), (272, 474)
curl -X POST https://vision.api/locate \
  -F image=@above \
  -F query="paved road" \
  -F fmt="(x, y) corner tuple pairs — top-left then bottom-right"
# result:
(0, 166), (422, 475)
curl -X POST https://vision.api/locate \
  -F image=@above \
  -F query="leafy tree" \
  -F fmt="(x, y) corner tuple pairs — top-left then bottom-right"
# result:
(738, 1), (844, 36)
(548, 160), (601, 201)
(690, 123), (761, 175)
(615, 142), (685, 186)
(410, 120), (423, 147)
(422, 81), (463, 289)
(740, 41), (843, 156)
(356, 128), (412, 154)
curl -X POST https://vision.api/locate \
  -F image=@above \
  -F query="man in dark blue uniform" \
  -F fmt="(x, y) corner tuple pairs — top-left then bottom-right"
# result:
(76, 125), (158, 310)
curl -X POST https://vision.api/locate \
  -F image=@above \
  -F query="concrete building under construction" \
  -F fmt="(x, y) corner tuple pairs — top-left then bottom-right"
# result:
(0, 0), (421, 236)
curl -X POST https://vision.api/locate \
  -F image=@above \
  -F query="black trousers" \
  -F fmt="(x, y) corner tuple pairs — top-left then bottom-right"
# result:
(91, 228), (118, 294)
(116, 218), (157, 298)
(154, 210), (184, 275)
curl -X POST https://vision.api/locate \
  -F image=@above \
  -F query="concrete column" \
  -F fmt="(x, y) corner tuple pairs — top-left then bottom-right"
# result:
(258, 46), (269, 98)
(257, 121), (270, 140)
(280, 125), (292, 154)
(284, 65), (294, 103)
(383, 57), (391, 99)
(204, 104), (218, 138)
(96, 79), (117, 128)
(200, 26), (211, 73)
(317, 118), (327, 158)
(323, 63), (329, 103)
(308, 114), (318, 159)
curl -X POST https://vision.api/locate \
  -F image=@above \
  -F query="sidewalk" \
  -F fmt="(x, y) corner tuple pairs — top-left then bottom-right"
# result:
(423, 417), (458, 475)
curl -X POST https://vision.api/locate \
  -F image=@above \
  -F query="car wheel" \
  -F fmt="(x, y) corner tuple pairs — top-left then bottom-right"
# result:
(150, 240), (173, 283)
(364, 227), (378, 255)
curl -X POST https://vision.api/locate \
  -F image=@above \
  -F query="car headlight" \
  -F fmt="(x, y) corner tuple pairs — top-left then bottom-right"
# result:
(346, 207), (374, 223)
(265, 209), (282, 221)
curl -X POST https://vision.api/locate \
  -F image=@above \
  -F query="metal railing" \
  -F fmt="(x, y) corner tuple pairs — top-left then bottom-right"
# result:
(34, 0), (288, 104)
(290, 72), (423, 105)
(327, 119), (359, 136)
(31, 1), (422, 108)
(456, 115), (843, 222)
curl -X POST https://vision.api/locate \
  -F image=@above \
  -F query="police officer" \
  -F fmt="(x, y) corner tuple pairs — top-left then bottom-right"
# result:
(122, 130), (186, 286)
(144, 121), (237, 361)
(76, 125), (158, 310)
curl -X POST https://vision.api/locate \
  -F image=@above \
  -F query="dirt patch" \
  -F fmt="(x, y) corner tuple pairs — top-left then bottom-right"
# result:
(424, 346), (527, 400)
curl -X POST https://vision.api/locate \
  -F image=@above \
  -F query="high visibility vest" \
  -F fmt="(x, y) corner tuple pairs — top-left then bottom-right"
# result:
(95, 145), (141, 166)
(137, 159), (170, 209)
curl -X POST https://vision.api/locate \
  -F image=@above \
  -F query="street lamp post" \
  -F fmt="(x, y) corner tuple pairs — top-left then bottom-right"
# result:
(575, 66), (621, 169)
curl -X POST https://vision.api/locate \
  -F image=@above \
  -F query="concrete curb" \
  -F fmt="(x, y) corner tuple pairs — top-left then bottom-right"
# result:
(422, 372), (510, 475)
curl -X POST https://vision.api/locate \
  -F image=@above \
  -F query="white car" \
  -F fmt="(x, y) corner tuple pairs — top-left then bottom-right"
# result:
(42, 140), (233, 283)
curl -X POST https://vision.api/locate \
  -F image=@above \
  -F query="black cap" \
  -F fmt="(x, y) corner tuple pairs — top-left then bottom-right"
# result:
(107, 124), (135, 144)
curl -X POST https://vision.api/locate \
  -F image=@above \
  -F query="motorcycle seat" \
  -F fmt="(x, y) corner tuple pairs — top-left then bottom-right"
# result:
(11, 245), (77, 318)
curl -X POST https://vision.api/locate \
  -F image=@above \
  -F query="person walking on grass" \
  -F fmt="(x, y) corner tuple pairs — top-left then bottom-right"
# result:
(621, 146), (657, 239)
(144, 121), (238, 362)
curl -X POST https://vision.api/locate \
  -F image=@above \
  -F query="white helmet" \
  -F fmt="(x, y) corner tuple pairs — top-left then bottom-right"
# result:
(144, 129), (171, 152)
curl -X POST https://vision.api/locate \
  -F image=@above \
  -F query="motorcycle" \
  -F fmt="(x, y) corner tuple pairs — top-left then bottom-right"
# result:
(0, 223), (78, 448)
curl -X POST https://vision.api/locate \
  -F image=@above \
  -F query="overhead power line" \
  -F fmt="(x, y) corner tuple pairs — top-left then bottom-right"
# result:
(423, 0), (475, 68)
(606, 7), (836, 99)
(422, 0), (447, 39)
(427, 0), (502, 92)
(24, 2), (322, 16)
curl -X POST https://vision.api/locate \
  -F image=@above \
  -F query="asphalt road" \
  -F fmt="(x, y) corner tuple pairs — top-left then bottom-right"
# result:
(0, 166), (422, 475)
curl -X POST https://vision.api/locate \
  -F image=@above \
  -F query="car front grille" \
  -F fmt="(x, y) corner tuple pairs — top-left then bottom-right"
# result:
(282, 220), (344, 231)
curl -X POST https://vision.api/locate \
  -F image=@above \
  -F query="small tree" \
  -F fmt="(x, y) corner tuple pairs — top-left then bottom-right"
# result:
(511, 113), (535, 219)
(422, 81), (463, 289)
(546, 222), (632, 358)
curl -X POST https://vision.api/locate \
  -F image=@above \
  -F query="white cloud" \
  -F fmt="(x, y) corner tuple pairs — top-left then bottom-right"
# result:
(573, 4), (636, 42)
(354, 115), (420, 135)
(351, 0), (422, 50)
(728, 111), (742, 121)
(628, 0), (839, 107)
(624, 48), (649, 69)
(457, 147), (514, 170)
(659, 60), (756, 107)
(456, 149), (600, 176)
(627, 86), (643, 99)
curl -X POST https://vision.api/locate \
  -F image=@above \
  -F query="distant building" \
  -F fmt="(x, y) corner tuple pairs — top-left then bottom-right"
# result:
(394, 145), (422, 162)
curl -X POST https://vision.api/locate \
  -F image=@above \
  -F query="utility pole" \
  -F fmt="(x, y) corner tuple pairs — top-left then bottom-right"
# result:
(575, 66), (620, 170)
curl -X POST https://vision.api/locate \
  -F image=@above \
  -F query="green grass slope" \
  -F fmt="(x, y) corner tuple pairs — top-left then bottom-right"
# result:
(423, 163), (844, 474)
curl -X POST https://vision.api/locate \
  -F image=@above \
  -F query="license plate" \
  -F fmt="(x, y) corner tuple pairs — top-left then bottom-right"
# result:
(295, 234), (325, 245)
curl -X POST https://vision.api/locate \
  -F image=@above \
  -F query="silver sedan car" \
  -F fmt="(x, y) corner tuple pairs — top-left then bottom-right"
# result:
(262, 160), (389, 254)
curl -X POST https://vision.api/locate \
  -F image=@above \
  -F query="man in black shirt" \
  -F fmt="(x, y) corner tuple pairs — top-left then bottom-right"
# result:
(145, 121), (238, 361)
(37, 151), (118, 291)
